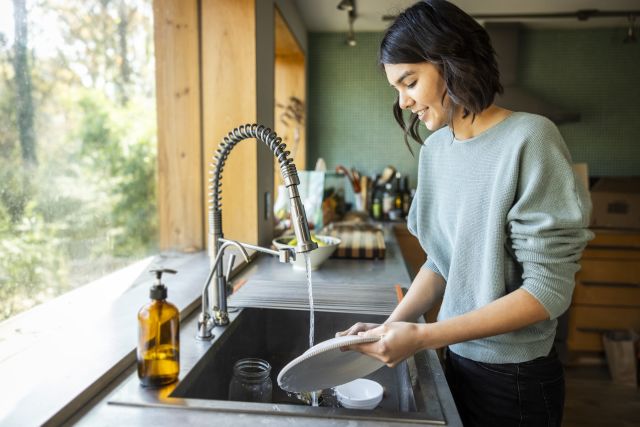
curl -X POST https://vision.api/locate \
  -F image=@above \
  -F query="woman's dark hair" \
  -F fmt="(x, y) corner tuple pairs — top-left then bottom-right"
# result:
(379, 0), (503, 148)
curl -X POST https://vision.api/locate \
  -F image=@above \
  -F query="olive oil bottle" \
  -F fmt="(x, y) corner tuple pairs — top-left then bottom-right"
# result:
(137, 268), (179, 387)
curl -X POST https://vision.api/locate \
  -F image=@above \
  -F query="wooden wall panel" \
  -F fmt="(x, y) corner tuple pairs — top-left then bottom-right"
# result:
(154, 0), (203, 251)
(201, 0), (258, 246)
(274, 7), (306, 193)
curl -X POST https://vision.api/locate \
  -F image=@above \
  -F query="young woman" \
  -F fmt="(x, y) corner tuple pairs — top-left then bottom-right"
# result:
(338, 1), (593, 425)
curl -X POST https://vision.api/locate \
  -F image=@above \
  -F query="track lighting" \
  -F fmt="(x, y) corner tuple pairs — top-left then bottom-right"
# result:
(383, 8), (640, 44)
(347, 11), (357, 46)
(623, 14), (637, 44)
(337, 0), (353, 12)
(337, 0), (357, 47)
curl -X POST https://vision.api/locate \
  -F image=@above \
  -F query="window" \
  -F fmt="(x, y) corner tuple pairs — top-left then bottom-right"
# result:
(0, 0), (157, 321)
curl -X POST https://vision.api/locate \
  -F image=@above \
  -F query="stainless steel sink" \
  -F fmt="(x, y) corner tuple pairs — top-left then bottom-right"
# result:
(110, 307), (446, 424)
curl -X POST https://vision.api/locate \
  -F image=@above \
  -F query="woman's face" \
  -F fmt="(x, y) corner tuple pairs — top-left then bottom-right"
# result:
(384, 62), (450, 131)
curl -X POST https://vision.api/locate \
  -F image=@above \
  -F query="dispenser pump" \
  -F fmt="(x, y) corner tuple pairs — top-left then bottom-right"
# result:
(149, 268), (176, 300)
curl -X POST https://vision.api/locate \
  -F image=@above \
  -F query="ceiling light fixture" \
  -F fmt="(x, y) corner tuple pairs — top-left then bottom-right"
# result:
(347, 11), (357, 46)
(336, 0), (353, 12)
(337, 0), (357, 47)
(624, 14), (637, 43)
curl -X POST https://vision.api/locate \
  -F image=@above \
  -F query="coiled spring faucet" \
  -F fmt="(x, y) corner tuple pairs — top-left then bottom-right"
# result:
(196, 124), (318, 340)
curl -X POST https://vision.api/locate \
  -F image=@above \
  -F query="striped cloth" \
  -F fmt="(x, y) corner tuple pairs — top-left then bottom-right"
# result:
(321, 222), (386, 259)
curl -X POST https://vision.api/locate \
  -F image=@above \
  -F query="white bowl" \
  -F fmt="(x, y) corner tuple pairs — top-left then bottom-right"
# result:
(272, 234), (341, 271)
(334, 378), (384, 410)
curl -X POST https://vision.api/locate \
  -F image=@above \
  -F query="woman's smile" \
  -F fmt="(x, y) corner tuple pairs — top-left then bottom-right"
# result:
(384, 62), (449, 131)
(414, 108), (428, 120)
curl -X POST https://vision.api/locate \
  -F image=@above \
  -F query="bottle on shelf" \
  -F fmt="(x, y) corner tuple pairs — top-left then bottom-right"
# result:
(394, 172), (403, 212)
(382, 182), (395, 220)
(372, 194), (382, 220)
(385, 171), (404, 221)
(401, 176), (411, 217)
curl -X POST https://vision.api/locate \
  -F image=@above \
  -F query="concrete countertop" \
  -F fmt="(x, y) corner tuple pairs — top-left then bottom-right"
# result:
(66, 224), (462, 426)
(237, 225), (412, 286)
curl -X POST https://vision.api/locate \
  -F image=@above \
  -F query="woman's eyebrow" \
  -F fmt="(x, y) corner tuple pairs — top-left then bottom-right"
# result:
(394, 70), (415, 86)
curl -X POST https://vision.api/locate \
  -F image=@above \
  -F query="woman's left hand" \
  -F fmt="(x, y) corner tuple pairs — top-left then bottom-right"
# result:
(347, 321), (426, 367)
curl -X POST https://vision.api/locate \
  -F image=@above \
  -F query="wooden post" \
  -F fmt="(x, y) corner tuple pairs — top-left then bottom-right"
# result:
(201, 0), (259, 245)
(154, 0), (203, 251)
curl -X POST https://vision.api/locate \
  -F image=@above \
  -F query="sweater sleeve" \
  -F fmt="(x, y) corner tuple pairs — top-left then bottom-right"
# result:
(423, 257), (442, 276)
(406, 145), (444, 278)
(506, 119), (594, 319)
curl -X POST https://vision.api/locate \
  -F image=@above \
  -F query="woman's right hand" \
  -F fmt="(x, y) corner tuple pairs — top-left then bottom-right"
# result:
(335, 322), (381, 337)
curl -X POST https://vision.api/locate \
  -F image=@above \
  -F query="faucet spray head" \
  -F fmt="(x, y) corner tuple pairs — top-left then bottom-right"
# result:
(290, 197), (318, 253)
(280, 163), (318, 253)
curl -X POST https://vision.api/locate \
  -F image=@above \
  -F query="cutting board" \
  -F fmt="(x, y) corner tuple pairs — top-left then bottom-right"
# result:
(321, 222), (386, 259)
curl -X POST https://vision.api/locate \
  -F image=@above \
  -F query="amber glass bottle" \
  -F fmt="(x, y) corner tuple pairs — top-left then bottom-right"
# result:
(137, 269), (180, 387)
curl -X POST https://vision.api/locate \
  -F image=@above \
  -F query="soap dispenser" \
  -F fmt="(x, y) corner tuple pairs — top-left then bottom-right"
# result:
(137, 268), (180, 387)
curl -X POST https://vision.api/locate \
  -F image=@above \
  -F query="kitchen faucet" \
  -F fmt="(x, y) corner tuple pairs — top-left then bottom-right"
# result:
(196, 124), (318, 340)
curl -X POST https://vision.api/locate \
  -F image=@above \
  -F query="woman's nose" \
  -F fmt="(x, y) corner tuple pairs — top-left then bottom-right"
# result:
(398, 91), (414, 110)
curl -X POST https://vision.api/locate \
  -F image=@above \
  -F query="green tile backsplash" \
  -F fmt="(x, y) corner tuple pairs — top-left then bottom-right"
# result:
(307, 32), (421, 186)
(518, 28), (640, 177)
(307, 29), (640, 184)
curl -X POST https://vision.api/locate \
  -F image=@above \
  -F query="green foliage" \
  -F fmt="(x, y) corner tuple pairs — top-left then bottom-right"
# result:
(0, 201), (69, 319)
(0, 155), (33, 223)
(0, 89), (158, 322)
(0, 0), (157, 321)
(110, 136), (157, 256)
(74, 91), (158, 257)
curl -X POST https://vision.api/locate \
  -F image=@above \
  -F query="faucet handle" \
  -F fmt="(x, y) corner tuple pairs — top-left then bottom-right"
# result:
(278, 247), (296, 263)
(196, 312), (214, 341)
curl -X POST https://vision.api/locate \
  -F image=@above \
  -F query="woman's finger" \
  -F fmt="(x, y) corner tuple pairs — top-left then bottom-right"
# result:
(335, 322), (378, 337)
(358, 324), (386, 337)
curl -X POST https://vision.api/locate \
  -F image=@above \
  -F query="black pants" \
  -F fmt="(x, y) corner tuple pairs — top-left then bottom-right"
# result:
(445, 348), (565, 427)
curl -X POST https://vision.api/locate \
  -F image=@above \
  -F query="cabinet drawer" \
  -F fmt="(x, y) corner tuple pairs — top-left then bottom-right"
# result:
(587, 230), (640, 251)
(573, 259), (640, 306)
(568, 306), (640, 351)
(568, 326), (605, 352)
(579, 258), (640, 283)
(574, 281), (640, 307)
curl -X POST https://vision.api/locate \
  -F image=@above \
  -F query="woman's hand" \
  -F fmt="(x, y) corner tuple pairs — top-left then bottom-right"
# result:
(347, 322), (426, 367)
(335, 322), (380, 337)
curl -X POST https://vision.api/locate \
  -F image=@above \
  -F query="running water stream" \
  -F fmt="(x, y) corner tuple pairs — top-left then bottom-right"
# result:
(303, 253), (319, 407)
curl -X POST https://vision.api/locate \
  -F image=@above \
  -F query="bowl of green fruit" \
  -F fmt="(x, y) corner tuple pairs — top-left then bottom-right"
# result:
(272, 234), (341, 271)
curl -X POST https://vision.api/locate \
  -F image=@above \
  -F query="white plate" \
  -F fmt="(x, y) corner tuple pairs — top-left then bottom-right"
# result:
(277, 335), (384, 393)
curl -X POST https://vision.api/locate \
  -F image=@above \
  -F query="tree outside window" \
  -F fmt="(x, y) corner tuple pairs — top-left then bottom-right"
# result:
(0, 0), (158, 321)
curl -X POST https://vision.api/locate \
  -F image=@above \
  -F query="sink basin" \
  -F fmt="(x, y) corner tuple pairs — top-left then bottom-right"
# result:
(110, 307), (446, 424)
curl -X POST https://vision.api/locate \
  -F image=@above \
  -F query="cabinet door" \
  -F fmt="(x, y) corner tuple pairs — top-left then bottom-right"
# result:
(393, 225), (427, 280)
(393, 225), (442, 323)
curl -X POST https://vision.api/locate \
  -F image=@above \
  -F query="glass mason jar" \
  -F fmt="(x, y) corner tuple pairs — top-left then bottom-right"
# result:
(228, 358), (273, 403)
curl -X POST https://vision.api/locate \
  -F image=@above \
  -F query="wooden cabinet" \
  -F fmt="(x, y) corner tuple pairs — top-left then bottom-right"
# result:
(568, 229), (640, 353)
(394, 223), (427, 280)
(393, 224), (442, 323)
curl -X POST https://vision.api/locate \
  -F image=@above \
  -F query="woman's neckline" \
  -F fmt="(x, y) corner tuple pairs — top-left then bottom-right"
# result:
(452, 111), (517, 143)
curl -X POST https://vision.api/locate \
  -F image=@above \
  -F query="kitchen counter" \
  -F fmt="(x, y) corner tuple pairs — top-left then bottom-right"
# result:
(237, 228), (410, 286)
(66, 225), (462, 426)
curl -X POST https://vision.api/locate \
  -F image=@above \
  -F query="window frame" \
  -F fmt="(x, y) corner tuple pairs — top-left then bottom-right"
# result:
(0, 0), (309, 423)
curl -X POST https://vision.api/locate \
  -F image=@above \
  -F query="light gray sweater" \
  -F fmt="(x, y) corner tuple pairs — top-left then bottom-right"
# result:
(407, 112), (594, 363)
